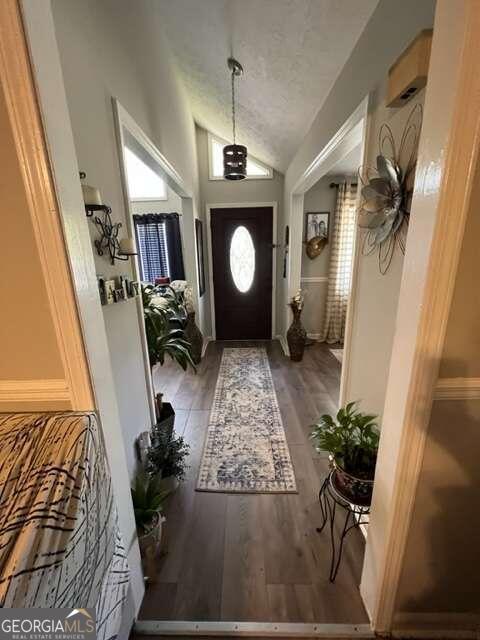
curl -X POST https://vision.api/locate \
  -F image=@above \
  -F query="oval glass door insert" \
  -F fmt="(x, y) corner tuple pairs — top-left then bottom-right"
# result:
(229, 225), (255, 293)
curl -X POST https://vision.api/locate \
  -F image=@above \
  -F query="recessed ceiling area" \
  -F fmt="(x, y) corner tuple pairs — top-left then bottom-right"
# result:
(156, 0), (378, 172)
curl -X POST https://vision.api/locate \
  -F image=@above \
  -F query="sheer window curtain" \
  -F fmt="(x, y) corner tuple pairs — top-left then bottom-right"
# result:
(319, 181), (357, 344)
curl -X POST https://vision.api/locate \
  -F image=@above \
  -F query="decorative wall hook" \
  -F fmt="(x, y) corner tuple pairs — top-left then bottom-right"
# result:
(80, 171), (136, 265)
(93, 207), (131, 265)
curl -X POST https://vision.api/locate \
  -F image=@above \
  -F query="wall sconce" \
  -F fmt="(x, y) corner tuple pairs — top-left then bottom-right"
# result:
(80, 172), (137, 265)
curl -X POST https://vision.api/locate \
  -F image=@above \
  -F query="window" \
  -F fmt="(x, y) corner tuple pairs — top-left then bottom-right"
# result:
(229, 225), (255, 293)
(133, 213), (185, 284)
(208, 133), (273, 180)
(124, 147), (167, 200)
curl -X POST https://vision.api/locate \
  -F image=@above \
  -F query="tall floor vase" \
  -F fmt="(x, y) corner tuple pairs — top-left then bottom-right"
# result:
(287, 307), (307, 362)
(184, 311), (203, 364)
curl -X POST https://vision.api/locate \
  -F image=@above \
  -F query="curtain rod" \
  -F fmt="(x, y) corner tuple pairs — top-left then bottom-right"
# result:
(329, 181), (358, 189)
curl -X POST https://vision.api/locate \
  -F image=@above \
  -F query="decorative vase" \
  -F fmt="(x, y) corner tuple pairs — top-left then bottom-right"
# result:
(138, 513), (165, 583)
(184, 311), (203, 364)
(160, 475), (180, 494)
(287, 306), (307, 362)
(155, 401), (175, 439)
(331, 458), (374, 507)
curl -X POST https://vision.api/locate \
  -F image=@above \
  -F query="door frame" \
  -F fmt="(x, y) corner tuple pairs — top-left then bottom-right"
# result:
(286, 94), (370, 406)
(21, 0), (479, 633)
(206, 201), (278, 340)
(112, 99), (199, 424)
(18, 0), (145, 617)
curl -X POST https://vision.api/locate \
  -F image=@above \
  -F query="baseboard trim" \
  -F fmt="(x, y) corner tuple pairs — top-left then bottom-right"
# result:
(392, 612), (480, 638)
(134, 621), (374, 638)
(393, 632), (478, 639)
(276, 334), (290, 357)
(202, 337), (213, 358)
(435, 377), (480, 400)
(0, 378), (70, 403)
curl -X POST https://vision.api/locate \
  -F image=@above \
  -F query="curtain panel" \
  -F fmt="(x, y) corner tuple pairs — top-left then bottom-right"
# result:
(320, 181), (357, 344)
(133, 212), (185, 283)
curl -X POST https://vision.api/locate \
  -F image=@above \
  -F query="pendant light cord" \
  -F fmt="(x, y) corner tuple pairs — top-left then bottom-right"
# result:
(231, 69), (236, 145)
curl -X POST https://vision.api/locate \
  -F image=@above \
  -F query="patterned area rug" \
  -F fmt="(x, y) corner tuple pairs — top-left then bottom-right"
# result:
(197, 347), (297, 493)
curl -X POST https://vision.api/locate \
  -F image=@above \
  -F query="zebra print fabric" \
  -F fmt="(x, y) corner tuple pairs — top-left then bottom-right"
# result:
(0, 412), (129, 639)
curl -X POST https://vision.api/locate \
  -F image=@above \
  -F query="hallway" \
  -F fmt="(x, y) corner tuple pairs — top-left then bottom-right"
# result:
(140, 341), (367, 623)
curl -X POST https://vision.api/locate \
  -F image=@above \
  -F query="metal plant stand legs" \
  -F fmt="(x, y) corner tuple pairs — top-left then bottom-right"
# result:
(316, 472), (371, 582)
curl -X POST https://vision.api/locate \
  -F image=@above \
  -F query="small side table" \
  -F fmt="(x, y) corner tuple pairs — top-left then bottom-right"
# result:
(316, 470), (370, 582)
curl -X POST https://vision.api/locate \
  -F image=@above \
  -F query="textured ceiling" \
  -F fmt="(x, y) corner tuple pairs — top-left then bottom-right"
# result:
(156, 0), (378, 172)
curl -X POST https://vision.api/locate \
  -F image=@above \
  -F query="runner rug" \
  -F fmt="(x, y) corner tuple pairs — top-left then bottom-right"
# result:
(197, 347), (297, 493)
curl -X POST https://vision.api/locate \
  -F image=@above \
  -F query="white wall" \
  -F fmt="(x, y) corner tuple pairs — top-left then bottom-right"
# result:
(51, 0), (201, 478)
(283, 0), (436, 418)
(130, 185), (183, 217)
(195, 125), (285, 337)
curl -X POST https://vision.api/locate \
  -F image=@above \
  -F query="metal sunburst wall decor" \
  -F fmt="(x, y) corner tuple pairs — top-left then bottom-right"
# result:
(358, 103), (423, 274)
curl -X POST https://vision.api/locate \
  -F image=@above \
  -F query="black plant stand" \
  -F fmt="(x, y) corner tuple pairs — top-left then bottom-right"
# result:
(317, 470), (371, 582)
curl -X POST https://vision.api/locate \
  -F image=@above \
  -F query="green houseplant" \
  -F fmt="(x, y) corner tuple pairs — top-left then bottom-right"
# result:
(131, 470), (170, 535)
(146, 423), (190, 491)
(141, 284), (196, 371)
(131, 470), (171, 579)
(310, 401), (380, 505)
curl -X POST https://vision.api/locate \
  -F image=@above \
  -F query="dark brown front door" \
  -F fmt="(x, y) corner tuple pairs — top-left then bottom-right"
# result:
(211, 206), (273, 340)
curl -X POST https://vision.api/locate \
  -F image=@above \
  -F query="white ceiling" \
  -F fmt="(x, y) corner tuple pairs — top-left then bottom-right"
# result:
(156, 0), (378, 172)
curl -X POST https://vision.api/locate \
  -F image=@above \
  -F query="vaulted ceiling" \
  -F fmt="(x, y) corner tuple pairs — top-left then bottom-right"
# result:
(156, 0), (378, 172)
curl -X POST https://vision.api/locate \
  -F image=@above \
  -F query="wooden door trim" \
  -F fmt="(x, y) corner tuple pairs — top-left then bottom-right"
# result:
(0, 0), (93, 410)
(206, 202), (278, 340)
(20, 0), (144, 614)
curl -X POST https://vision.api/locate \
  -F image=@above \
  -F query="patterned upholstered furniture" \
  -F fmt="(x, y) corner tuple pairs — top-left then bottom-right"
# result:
(0, 412), (128, 639)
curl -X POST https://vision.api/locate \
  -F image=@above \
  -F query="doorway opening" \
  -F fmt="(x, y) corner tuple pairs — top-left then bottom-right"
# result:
(287, 96), (369, 408)
(300, 149), (362, 411)
(113, 100), (200, 422)
(135, 104), (371, 631)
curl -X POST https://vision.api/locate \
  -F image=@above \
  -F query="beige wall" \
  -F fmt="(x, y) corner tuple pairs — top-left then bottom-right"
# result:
(345, 86), (426, 417)
(394, 152), (480, 626)
(52, 0), (200, 476)
(195, 125), (285, 337)
(302, 176), (336, 279)
(0, 86), (65, 383)
(300, 176), (336, 336)
(439, 157), (480, 379)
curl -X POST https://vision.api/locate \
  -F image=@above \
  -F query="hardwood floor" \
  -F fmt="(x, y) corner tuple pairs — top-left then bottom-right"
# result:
(139, 340), (368, 623)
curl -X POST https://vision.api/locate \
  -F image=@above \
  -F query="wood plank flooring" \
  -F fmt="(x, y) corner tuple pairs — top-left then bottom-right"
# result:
(139, 341), (368, 623)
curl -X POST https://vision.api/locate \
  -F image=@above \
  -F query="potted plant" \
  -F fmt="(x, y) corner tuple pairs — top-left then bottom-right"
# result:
(131, 471), (170, 564)
(310, 401), (380, 506)
(146, 423), (190, 492)
(140, 283), (196, 454)
(170, 280), (204, 365)
(141, 283), (196, 371)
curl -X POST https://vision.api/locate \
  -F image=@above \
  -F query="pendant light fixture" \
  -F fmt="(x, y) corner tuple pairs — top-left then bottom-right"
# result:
(223, 57), (247, 180)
